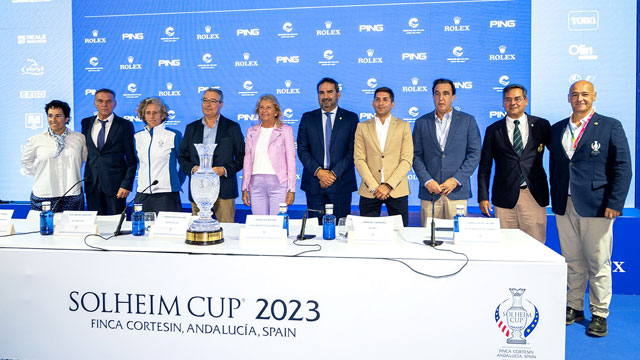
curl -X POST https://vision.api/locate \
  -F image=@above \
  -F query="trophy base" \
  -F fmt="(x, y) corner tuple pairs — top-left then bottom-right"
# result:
(185, 228), (224, 245)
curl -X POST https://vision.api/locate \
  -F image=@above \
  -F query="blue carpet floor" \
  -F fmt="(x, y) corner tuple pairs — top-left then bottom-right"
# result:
(566, 294), (640, 359)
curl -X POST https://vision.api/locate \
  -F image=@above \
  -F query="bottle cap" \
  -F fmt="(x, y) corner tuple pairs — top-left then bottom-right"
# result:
(325, 204), (334, 209)
(133, 203), (143, 211)
(279, 203), (287, 207)
(41, 201), (51, 211)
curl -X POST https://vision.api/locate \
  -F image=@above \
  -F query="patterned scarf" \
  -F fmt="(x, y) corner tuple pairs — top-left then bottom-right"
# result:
(48, 127), (69, 158)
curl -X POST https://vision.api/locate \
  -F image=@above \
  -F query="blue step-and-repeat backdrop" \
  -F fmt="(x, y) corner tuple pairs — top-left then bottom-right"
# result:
(70, 0), (531, 206)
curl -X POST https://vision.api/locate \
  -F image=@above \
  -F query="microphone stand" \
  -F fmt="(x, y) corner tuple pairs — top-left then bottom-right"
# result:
(51, 177), (88, 213)
(114, 180), (157, 236)
(424, 193), (443, 247)
(296, 208), (325, 240)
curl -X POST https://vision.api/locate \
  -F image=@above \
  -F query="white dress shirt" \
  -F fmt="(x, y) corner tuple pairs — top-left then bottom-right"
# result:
(252, 127), (276, 175)
(506, 113), (529, 148)
(562, 111), (592, 195)
(374, 114), (391, 183)
(90, 113), (115, 146)
(21, 129), (88, 197)
(435, 109), (453, 152)
(322, 108), (336, 168)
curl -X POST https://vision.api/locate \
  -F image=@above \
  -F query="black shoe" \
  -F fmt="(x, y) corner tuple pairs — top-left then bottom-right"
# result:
(586, 315), (608, 337)
(566, 307), (585, 325)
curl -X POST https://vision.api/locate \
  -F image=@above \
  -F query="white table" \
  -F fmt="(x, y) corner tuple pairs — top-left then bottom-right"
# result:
(0, 219), (566, 359)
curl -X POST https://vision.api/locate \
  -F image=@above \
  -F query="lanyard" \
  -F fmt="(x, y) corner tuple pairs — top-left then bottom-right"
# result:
(568, 111), (593, 150)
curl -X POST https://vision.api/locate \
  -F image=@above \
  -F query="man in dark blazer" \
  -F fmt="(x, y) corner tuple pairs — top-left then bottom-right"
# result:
(549, 80), (631, 337)
(412, 78), (481, 224)
(478, 84), (550, 243)
(297, 77), (359, 222)
(81, 89), (137, 215)
(179, 88), (245, 223)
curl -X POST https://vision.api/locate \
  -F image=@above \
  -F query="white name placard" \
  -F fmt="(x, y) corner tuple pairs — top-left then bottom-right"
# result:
(0, 210), (15, 236)
(54, 211), (98, 235)
(150, 212), (192, 237)
(240, 215), (287, 242)
(454, 217), (502, 244)
(348, 216), (395, 243)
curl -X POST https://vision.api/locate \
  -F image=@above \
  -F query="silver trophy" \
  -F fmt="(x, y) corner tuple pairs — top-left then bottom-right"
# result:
(506, 288), (529, 344)
(186, 143), (223, 245)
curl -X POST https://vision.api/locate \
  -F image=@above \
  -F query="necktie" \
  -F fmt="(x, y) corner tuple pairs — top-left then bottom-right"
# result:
(97, 119), (107, 150)
(513, 120), (525, 185)
(324, 112), (332, 167)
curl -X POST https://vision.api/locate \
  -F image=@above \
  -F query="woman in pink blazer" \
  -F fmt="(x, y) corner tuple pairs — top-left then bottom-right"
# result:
(241, 94), (296, 215)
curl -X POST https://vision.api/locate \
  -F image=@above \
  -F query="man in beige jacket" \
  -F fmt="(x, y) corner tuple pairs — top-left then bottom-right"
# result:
(354, 87), (414, 226)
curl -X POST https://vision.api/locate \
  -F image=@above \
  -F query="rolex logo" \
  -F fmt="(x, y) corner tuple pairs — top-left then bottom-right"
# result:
(92, 30), (99, 37)
(284, 80), (292, 88)
(205, 25), (211, 33)
(411, 77), (419, 86)
(243, 52), (250, 60)
(499, 45), (507, 54)
(367, 49), (374, 57)
(454, 16), (461, 25)
(127, 56), (134, 64)
(166, 82), (173, 90)
(325, 21), (332, 29)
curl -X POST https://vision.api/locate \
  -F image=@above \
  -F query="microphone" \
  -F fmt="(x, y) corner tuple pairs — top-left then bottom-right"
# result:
(114, 180), (158, 236)
(424, 192), (443, 247)
(51, 177), (88, 212)
(296, 208), (325, 240)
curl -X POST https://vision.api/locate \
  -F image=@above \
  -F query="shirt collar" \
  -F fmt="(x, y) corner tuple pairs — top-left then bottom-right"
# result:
(374, 114), (391, 126)
(435, 109), (453, 122)
(569, 109), (594, 128)
(201, 115), (220, 128)
(95, 113), (114, 123)
(506, 113), (527, 125)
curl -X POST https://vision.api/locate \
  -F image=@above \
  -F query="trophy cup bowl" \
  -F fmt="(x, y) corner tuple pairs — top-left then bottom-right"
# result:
(186, 143), (224, 245)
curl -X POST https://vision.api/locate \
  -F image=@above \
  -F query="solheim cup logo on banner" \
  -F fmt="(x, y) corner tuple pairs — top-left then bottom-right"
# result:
(490, 45), (516, 61)
(161, 26), (180, 42)
(235, 52), (258, 67)
(444, 16), (470, 31)
(361, 78), (377, 95)
(198, 53), (217, 69)
(493, 75), (511, 92)
(318, 50), (338, 66)
(25, 113), (44, 130)
(238, 80), (258, 97)
(402, 77), (428, 93)
(197, 25), (220, 40)
(278, 22), (298, 39)
(166, 110), (179, 126)
(276, 80), (300, 95)
(84, 29), (106, 44)
(124, 83), (141, 99)
(448, 46), (468, 63)
(358, 49), (383, 64)
(403, 106), (420, 123)
(317, 20), (341, 36)
(282, 108), (297, 124)
(403, 17), (424, 34)
(21, 58), (44, 75)
(494, 288), (539, 358)
(85, 57), (103, 72)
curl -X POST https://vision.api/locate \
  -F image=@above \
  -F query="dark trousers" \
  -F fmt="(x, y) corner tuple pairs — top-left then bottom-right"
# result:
(137, 191), (183, 213)
(305, 191), (352, 224)
(359, 195), (409, 227)
(85, 188), (126, 215)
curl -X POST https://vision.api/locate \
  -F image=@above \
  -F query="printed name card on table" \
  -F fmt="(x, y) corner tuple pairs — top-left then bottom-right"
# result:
(348, 216), (396, 244)
(150, 212), (192, 237)
(240, 215), (287, 242)
(0, 210), (15, 235)
(453, 217), (502, 244)
(54, 211), (98, 235)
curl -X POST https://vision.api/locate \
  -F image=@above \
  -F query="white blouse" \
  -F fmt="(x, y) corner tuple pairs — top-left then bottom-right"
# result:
(21, 130), (88, 197)
(252, 127), (276, 175)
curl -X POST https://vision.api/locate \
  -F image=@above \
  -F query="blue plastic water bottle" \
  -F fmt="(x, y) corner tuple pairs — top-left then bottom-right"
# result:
(39, 201), (54, 235)
(453, 205), (465, 233)
(323, 204), (336, 240)
(277, 203), (289, 236)
(132, 203), (145, 236)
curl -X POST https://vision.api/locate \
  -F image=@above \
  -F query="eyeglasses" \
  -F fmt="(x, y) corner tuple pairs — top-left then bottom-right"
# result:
(504, 97), (524, 103)
(201, 98), (221, 105)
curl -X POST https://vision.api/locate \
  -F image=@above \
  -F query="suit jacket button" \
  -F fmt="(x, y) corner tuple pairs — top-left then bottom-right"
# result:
(442, 154), (446, 158)
(378, 170), (381, 172)
(381, 155), (384, 158)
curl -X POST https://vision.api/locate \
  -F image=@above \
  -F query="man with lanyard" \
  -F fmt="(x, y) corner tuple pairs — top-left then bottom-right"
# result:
(548, 80), (631, 337)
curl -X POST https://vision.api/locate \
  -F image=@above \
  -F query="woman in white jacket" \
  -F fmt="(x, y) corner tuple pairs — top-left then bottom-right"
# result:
(134, 97), (185, 213)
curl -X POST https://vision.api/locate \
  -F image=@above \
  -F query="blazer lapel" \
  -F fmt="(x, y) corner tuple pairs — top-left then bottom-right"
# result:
(367, 119), (382, 153)
(427, 113), (440, 152)
(522, 115), (537, 153)
(574, 112), (598, 154)
(382, 116), (397, 152)
(102, 116), (120, 150)
(443, 111), (460, 153)
(269, 126), (283, 145)
(497, 118), (516, 155)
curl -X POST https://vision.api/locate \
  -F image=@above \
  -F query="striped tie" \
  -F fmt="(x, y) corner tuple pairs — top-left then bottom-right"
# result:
(513, 120), (525, 185)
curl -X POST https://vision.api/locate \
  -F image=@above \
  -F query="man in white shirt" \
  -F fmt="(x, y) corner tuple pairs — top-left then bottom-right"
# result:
(354, 87), (413, 226)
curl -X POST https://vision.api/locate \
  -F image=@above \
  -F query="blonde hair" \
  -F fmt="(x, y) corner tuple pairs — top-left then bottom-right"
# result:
(254, 94), (283, 128)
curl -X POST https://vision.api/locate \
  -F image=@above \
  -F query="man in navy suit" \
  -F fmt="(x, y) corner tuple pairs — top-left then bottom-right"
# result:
(179, 88), (245, 223)
(549, 80), (631, 337)
(297, 77), (359, 222)
(412, 78), (481, 223)
(478, 84), (550, 243)
(81, 89), (137, 215)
